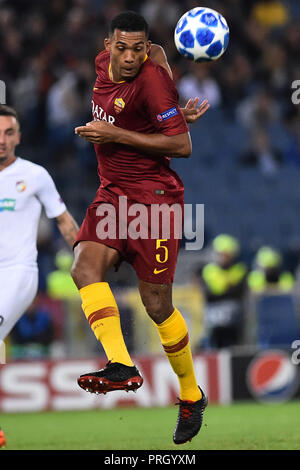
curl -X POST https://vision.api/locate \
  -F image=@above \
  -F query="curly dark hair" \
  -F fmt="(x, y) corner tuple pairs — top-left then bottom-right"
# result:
(109, 11), (149, 38)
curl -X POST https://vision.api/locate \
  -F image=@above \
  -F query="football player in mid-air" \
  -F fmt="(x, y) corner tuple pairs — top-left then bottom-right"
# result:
(72, 11), (209, 444)
(0, 104), (79, 447)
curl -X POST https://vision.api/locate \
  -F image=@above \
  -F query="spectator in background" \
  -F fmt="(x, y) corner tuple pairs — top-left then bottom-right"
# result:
(178, 62), (222, 109)
(284, 73), (300, 167)
(218, 52), (253, 114)
(236, 87), (280, 130)
(10, 293), (54, 359)
(241, 16), (269, 62)
(284, 128), (300, 168)
(248, 246), (294, 293)
(47, 250), (79, 300)
(283, 20), (300, 63)
(11, 57), (45, 147)
(140, 0), (181, 63)
(46, 249), (84, 355)
(258, 41), (289, 104)
(141, 0), (180, 29)
(46, 70), (82, 157)
(36, 213), (58, 292)
(45, 57), (94, 161)
(251, 0), (289, 29)
(239, 126), (282, 176)
(197, 234), (248, 349)
(23, 12), (48, 57)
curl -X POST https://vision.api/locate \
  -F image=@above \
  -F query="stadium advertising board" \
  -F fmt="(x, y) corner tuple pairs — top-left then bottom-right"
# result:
(0, 352), (230, 412)
(1, 349), (299, 412)
(231, 349), (300, 403)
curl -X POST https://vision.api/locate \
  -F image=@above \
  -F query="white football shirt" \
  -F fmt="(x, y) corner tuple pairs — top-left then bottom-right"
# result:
(0, 157), (66, 269)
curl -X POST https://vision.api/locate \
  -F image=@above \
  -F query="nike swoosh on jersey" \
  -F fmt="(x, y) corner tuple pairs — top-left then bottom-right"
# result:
(153, 268), (168, 275)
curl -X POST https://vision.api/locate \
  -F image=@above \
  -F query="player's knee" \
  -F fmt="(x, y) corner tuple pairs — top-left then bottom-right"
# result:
(140, 291), (172, 324)
(70, 260), (82, 288)
(70, 258), (98, 289)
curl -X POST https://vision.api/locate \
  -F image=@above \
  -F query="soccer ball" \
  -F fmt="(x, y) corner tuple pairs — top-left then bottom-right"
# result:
(174, 7), (229, 62)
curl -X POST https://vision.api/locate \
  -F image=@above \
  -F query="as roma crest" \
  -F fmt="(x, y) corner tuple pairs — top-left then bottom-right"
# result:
(114, 98), (125, 114)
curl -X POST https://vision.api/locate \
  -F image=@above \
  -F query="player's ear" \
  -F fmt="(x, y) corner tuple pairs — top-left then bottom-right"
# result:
(146, 41), (152, 55)
(104, 38), (111, 52)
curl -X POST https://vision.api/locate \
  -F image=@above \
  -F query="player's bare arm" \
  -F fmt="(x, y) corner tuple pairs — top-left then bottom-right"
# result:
(150, 44), (210, 123)
(75, 121), (192, 158)
(56, 210), (79, 248)
(150, 44), (173, 79)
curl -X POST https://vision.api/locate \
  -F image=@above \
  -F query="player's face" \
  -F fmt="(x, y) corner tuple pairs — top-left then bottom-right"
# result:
(105, 29), (151, 82)
(0, 116), (21, 164)
(219, 252), (234, 267)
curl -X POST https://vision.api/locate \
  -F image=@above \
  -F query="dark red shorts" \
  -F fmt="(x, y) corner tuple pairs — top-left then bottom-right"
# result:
(74, 188), (184, 284)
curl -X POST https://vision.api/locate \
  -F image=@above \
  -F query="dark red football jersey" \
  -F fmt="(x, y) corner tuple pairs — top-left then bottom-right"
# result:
(92, 50), (189, 204)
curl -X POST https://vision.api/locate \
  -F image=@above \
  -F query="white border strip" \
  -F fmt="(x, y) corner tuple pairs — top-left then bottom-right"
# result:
(218, 350), (232, 404)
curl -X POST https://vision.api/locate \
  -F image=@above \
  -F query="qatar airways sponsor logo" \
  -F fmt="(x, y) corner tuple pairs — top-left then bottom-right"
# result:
(92, 100), (115, 124)
(95, 196), (204, 251)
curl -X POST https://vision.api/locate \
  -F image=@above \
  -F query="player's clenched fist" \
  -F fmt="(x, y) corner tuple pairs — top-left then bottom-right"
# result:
(75, 120), (118, 144)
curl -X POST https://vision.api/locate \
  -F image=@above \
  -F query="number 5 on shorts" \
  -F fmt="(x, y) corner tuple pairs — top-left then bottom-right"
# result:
(156, 239), (169, 264)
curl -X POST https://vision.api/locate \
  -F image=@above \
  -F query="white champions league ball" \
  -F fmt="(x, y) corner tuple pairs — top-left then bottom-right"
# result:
(174, 7), (229, 62)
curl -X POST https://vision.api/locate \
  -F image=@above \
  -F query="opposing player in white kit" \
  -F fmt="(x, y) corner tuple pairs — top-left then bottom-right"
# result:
(0, 104), (79, 342)
(0, 105), (79, 448)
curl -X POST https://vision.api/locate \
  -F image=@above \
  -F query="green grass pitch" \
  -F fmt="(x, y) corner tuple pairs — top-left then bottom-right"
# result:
(1, 401), (300, 450)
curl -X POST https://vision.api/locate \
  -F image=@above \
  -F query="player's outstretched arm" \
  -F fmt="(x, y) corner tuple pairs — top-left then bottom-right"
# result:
(182, 98), (210, 123)
(75, 122), (192, 158)
(56, 210), (79, 248)
(150, 45), (210, 123)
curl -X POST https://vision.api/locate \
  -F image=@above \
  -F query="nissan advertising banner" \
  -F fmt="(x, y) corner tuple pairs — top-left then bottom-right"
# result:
(0, 349), (299, 413)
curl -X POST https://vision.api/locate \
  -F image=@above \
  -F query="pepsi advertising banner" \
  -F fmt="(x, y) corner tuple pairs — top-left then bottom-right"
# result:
(231, 349), (300, 403)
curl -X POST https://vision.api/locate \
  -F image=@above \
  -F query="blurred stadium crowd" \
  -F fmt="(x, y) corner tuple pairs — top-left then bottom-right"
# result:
(1, 0), (300, 357)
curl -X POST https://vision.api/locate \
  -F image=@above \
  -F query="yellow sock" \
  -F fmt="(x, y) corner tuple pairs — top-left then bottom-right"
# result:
(155, 308), (202, 402)
(79, 282), (133, 367)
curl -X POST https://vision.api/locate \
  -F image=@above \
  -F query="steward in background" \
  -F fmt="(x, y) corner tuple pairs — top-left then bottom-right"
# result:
(247, 246), (294, 293)
(198, 234), (248, 349)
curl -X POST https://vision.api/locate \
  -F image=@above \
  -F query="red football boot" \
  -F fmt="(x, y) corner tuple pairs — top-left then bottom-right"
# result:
(78, 361), (143, 395)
